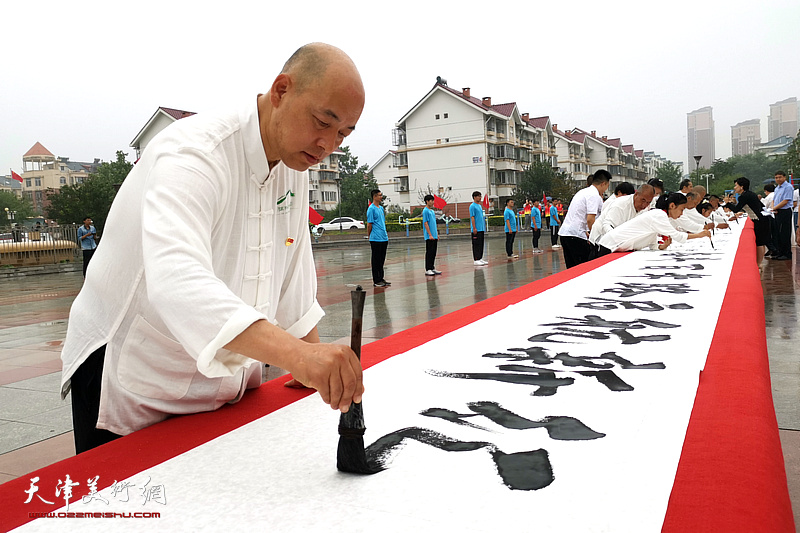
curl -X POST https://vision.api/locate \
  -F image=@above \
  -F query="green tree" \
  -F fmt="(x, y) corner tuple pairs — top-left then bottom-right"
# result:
(0, 191), (36, 224)
(655, 161), (683, 192)
(45, 150), (133, 233)
(784, 135), (800, 177)
(334, 146), (379, 219)
(512, 161), (578, 205)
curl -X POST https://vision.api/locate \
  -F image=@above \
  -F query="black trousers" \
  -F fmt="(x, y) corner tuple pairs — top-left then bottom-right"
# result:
(82, 249), (95, 278)
(551, 225), (559, 246)
(560, 236), (592, 268)
(471, 231), (484, 260)
(370, 240), (388, 283)
(425, 238), (438, 271)
(775, 209), (793, 258)
(70, 346), (122, 454)
(597, 245), (613, 257)
(531, 229), (541, 249)
(505, 231), (516, 256)
(767, 217), (778, 253)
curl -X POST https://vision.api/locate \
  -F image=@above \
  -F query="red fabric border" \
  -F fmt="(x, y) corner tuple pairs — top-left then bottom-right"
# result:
(662, 220), (794, 532)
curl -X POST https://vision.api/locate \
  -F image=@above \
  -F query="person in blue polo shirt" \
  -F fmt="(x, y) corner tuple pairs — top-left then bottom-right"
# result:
(504, 198), (518, 258)
(470, 191), (487, 266)
(531, 200), (543, 253)
(422, 194), (441, 276)
(367, 189), (391, 287)
(771, 171), (794, 260)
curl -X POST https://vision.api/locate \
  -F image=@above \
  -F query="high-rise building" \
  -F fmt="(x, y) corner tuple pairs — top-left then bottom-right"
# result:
(731, 119), (761, 156)
(768, 97), (798, 141)
(687, 106), (715, 170)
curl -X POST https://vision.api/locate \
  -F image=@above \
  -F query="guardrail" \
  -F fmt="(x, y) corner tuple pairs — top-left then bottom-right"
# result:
(0, 224), (82, 266)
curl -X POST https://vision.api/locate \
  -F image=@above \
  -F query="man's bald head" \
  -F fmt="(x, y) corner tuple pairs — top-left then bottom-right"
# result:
(692, 185), (706, 198)
(281, 42), (362, 94)
(260, 43), (365, 171)
(633, 184), (655, 211)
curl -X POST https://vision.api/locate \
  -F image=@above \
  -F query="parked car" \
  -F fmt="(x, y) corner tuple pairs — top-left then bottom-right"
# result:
(436, 214), (460, 225)
(313, 217), (365, 234)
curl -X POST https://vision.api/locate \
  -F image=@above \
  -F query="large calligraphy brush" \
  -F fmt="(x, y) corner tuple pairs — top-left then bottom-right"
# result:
(337, 285), (379, 474)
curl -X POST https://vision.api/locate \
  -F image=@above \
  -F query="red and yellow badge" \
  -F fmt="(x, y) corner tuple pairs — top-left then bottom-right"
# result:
(285, 238), (295, 246)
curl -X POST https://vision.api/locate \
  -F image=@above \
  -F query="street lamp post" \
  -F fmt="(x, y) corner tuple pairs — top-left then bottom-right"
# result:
(693, 155), (702, 175)
(334, 176), (343, 233)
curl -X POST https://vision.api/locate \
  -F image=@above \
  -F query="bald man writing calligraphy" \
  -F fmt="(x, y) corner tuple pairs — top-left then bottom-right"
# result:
(61, 43), (366, 453)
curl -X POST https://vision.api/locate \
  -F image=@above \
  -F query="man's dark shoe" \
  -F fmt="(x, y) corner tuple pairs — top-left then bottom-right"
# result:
(773, 255), (791, 260)
(382, 280), (392, 286)
(373, 281), (388, 287)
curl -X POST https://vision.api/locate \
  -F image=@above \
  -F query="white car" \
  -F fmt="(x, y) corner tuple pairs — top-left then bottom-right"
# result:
(313, 217), (365, 234)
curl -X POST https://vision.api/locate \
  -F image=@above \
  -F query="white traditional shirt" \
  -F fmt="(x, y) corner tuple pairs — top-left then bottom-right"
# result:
(673, 210), (704, 233)
(598, 209), (689, 252)
(560, 185), (604, 240)
(60, 97), (323, 435)
(589, 194), (641, 244)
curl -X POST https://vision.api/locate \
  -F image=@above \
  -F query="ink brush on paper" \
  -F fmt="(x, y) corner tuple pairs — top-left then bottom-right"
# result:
(336, 285), (379, 475)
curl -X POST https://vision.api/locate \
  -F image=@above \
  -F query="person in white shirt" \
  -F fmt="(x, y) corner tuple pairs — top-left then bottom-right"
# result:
(559, 170), (610, 268)
(589, 184), (655, 246)
(674, 187), (714, 233)
(762, 183), (779, 257)
(679, 178), (693, 195)
(598, 192), (711, 254)
(602, 182), (635, 212)
(61, 43), (366, 453)
(647, 178), (664, 210)
(792, 186), (799, 232)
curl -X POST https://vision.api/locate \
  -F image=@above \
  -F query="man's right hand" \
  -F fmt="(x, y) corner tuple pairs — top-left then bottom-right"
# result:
(287, 342), (364, 412)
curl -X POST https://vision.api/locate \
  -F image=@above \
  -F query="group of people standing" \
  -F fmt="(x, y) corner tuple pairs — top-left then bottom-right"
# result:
(758, 170), (797, 262)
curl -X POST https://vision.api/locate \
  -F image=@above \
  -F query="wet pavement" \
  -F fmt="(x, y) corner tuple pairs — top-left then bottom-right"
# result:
(0, 231), (798, 527)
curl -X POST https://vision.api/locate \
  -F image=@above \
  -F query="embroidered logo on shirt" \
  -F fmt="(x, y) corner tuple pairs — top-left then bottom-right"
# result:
(277, 190), (295, 213)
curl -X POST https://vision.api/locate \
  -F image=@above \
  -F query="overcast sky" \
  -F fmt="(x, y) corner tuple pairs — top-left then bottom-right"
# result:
(2, 0), (798, 179)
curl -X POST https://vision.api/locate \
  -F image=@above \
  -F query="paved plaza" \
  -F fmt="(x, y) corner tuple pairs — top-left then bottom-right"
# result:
(0, 231), (798, 525)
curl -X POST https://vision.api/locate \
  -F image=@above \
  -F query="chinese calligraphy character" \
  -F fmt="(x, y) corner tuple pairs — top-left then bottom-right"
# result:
(82, 476), (109, 505)
(140, 476), (167, 506)
(23, 476), (54, 505)
(55, 475), (80, 511)
(110, 480), (135, 502)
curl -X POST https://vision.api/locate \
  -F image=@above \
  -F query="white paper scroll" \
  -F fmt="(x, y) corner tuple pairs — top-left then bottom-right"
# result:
(16, 225), (743, 533)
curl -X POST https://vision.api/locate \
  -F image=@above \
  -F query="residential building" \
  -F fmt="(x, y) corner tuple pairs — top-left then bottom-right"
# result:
(0, 175), (22, 199)
(307, 150), (343, 213)
(130, 107), (196, 160)
(553, 127), (591, 185)
(731, 119), (761, 156)
(20, 142), (100, 214)
(768, 97), (798, 142)
(387, 80), (562, 214)
(687, 106), (715, 170)
(382, 79), (671, 213)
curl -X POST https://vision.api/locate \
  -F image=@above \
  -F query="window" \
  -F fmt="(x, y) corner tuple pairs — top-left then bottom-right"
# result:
(25, 179), (31, 187)
(60, 177), (66, 185)
(435, 114), (440, 120)
(443, 113), (448, 119)
(35, 178), (42, 186)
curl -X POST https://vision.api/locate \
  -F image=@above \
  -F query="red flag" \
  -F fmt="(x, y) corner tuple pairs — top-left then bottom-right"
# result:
(482, 192), (490, 209)
(433, 195), (447, 210)
(542, 192), (547, 204)
(308, 206), (324, 225)
(11, 170), (23, 183)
